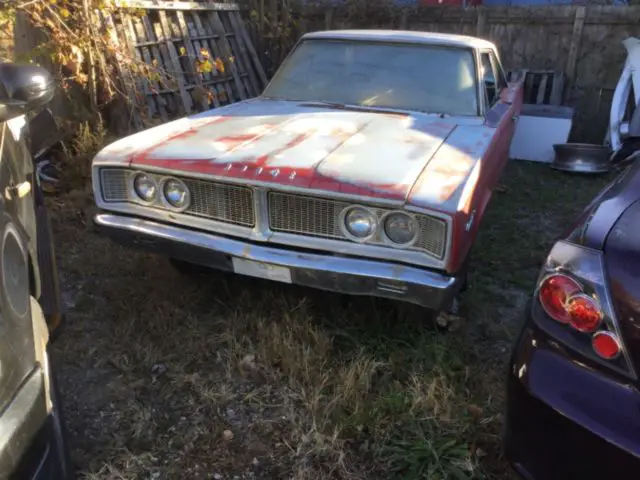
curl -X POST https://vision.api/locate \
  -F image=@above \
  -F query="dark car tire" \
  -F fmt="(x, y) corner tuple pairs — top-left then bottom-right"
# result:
(47, 354), (74, 480)
(169, 258), (211, 276)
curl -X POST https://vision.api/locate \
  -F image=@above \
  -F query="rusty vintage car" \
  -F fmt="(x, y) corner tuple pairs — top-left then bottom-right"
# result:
(91, 30), (523, 316)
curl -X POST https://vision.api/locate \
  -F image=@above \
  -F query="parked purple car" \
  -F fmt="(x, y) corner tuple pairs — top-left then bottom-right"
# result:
(504, 153), (640, 479)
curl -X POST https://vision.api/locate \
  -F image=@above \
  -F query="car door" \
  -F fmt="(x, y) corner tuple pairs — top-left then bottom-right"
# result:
(480, 49), (517, 187)
(0, 116), (37, 417)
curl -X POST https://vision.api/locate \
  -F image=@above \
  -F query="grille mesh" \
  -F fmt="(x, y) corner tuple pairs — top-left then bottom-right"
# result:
(99, 168), (255, 226)
(268, 194), (347, 239)
(184, 178), (254, 226)
(268, 192), (447, 259)
(100, 168), (129, 202)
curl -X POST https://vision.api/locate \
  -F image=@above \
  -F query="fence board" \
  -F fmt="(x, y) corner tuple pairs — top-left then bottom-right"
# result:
(227, 11), (261, 95)
(232, 10), (268, 86)
(115, 1), (239, 11)
(204, 11), (248, 100)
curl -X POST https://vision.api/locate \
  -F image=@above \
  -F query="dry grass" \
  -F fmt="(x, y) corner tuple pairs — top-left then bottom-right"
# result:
(49, 160), (613, 479)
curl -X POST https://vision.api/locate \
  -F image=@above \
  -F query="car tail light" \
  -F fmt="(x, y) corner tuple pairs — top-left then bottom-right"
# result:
(539, 275), (603, 332)
(567, 295), (602, 332)
(538, 274), (581, 324)
(534, 241), (635, 378)
(592, 332), (621, 360)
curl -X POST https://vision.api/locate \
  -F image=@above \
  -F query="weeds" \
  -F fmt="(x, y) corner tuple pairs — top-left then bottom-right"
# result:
(50, 161), (614, 479)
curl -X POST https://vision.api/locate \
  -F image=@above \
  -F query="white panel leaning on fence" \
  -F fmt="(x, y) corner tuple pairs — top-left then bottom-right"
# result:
(508, 69), (574, 163)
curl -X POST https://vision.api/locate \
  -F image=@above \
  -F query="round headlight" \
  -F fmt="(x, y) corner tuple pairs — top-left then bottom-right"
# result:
(133, 173), (157, 202)
(344, 207), (376, 239)
(163, 178), (189, 208)
(384, 212), (417, 245)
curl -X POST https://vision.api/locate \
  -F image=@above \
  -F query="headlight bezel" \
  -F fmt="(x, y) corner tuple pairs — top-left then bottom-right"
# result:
(339, 205), (378, 242)
(130, 172), (158, 204)
(127, 171), (191, 212)
(381, 210), (419, 247)
(161, 177), (191, 211)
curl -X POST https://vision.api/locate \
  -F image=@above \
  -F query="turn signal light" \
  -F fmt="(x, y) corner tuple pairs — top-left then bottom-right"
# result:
(592, 332), (621, 360)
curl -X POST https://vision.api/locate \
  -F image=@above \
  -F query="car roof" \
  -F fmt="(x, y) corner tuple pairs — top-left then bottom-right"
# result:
(302, 29), (496, 50)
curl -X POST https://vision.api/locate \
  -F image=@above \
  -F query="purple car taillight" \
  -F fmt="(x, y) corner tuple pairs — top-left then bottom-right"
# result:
(533, 240), (635, 377)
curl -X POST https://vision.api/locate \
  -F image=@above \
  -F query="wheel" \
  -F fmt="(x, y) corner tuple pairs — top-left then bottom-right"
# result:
(169, 258), (211, 276)
(434, 295), (466, 332)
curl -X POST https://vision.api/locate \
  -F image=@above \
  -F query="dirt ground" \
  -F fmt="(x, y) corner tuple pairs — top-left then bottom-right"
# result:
(48, 161), (612, 479)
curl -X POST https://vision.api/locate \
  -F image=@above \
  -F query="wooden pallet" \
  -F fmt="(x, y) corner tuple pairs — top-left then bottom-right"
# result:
(508, 69), (566, 107)
(104, 0), (268, 127)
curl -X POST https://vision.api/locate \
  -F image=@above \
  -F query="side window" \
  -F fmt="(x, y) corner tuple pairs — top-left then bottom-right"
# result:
(490, 52), (508, 90)
(480, 52), (497, 106)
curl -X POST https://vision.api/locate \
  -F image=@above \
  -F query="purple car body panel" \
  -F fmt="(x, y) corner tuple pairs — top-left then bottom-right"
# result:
(505, 160), (640, 480)
(602, 197), (640, 381)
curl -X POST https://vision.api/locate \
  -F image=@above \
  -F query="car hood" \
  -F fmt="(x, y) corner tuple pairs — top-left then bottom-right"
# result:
(94, 98), (486, 205)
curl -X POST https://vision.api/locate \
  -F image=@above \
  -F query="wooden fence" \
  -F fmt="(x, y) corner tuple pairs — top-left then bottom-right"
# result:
(241, 4), (640, 142)
(104, 0), (268, 128)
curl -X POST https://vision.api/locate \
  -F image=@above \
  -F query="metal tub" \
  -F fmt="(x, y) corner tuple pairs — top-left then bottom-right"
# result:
(551, 143), (612, 174)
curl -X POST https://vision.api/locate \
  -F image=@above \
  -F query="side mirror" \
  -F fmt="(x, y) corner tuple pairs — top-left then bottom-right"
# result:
(0, 63), (55, 123)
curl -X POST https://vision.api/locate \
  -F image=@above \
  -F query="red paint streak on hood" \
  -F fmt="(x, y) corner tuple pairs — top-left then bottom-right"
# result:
(100, 98), (459, 201)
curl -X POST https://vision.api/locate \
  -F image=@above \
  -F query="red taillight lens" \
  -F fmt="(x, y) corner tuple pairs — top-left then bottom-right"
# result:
(539, 274), (582, 323)
(536, 241), (632, 374)
(567, 295), (602, 332)
(592, 332), (621, 360)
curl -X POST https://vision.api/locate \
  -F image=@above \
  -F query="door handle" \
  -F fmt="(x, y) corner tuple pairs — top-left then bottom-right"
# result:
(6, 181), (31, 200)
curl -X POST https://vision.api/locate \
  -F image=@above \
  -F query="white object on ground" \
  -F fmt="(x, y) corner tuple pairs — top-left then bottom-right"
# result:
(609, 37), (640, 153)
(509, 104), (574, 163)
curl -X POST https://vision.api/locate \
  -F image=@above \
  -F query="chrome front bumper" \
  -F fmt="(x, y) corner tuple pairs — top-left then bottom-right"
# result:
(94, 213), (462, 310)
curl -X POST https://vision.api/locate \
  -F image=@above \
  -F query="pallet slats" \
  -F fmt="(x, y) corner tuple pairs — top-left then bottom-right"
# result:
(507, 69), (565, 106)
(232, 10), (268, 87)
(106, 2), (267, 127)
(227, 11), (261, 96)
(114, 1), (240, 11)
(208, 11), (248, 100)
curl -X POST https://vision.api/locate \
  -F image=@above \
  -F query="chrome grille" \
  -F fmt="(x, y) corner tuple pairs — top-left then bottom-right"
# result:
(414, 215), (447, 258)
(184, 178), (254, 226)
(268, 194), (347, 239)
(99, 168), (255, 226)
(268, 192), (447, 259)
(100, 168), (129, 202)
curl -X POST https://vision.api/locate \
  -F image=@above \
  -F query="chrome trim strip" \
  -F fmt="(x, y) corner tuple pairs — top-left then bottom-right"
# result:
(94, 213), (459, 309)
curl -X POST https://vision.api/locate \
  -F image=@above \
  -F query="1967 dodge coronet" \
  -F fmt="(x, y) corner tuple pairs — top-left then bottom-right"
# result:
(92, 30), (523, 315)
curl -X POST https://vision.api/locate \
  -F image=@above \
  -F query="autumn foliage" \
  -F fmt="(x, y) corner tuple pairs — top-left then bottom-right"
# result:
(1, 0), (237, 130)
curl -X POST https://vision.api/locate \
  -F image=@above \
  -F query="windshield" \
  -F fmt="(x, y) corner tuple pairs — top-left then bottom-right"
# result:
(263, 39), (479, 116)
